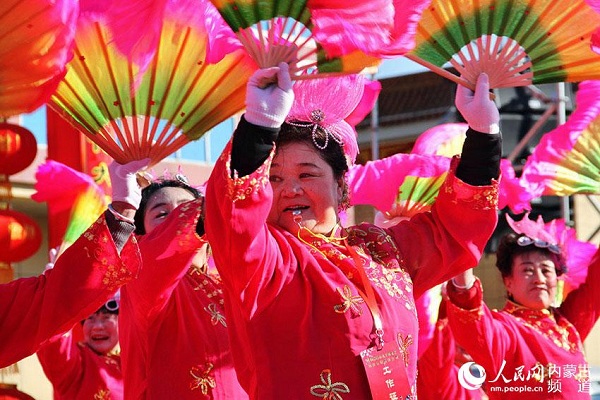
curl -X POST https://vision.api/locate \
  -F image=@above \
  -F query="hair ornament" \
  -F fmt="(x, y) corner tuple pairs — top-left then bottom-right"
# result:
(138, 165), (207, 192)
(506, 212), (562, 250)
(506, 212), (568, 276)
(286, 74), (369, 167)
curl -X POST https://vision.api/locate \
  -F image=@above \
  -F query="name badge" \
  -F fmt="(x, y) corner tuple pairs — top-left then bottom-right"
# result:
(360, 342), (411, 399)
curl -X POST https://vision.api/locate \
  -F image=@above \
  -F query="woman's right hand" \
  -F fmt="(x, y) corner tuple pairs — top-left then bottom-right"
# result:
(244, 62), (294, 128)
(109, 158), (150, 219)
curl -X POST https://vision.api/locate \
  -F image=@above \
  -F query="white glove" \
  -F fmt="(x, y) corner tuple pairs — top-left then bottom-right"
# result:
(244, 62), (294, 128)
(109, 158), (150, 209)
(455, 73), (500, 134)
(44, 247), (59, 272)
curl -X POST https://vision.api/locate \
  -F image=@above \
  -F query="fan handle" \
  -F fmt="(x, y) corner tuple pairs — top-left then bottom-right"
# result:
(405, 54), (499, 100)
(405, 54), (474, 91)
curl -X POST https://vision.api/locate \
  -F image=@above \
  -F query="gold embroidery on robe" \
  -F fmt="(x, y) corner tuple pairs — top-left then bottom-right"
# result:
(310, 369), (350, 399)
(334, 285), (364, 317)
(93, 389), (111, 400)
(397, 333), (413, 367)
(190, 363), (216, 395)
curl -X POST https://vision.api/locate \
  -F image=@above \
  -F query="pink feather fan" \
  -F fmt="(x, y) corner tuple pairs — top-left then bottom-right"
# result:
(414, 122), (535, 213)
(0, 0), (78, 117)
(521, 80), (600, 196)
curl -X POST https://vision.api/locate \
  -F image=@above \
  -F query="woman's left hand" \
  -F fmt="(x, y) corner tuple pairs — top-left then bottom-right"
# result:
(455, 73), (500, 134)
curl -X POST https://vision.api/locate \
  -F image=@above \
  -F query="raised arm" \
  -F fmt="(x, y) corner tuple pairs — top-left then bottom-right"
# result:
(560, 247), (600, 340)
(205, 63), (295, 316)
(445, 274), (517, 378)
(0, 210), (141, 367)
(37, 328), (82, 393)
(388, 74), (501, 296)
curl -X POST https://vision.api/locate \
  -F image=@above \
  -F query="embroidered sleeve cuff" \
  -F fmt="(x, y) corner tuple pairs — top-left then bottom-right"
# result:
(81, 216), (140, 292)
(438, 156), (499, 211)
(221, 141), (274, 203)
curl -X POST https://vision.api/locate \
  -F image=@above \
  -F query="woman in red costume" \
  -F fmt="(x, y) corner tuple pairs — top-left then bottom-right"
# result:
(448, 214), (600, 399)
(38, 297), (123, 399)
(204, 63), (501, 399)
(417, 294), (487, 400)
(0, 160), (146, 368)
(117, 175), (247, 399)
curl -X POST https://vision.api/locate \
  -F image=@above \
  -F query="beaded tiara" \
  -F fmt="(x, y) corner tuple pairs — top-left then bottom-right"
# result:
(285, 74), (368, 167)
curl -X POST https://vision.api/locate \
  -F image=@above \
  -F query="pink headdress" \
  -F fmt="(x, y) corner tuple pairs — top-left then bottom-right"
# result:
(506, 212), (563, 254)
(506, 213), (570, 276)
(285, 74), (368, 167)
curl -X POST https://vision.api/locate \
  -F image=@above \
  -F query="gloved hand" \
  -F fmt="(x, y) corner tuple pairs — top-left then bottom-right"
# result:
(244, 62), (294, 128)
(109, 158), (150, 209)
(44, 247), (59, 272)
(455, 73), (500, 134)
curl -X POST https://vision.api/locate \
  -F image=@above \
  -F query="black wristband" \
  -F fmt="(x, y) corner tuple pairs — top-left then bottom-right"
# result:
(231, 116), (279, 177)
(455, 128), (502, 186)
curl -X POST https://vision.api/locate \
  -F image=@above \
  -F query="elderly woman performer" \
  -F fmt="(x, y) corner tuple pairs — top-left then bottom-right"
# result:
(205, 63), (501, 399)
(448, 215), (600, 399)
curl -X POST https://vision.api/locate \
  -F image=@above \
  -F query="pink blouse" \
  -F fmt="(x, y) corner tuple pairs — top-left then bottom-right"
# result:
(205, 143), (499, 399)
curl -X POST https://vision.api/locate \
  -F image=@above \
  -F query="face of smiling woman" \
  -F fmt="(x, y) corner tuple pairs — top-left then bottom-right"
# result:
(503, 250), (558, 310)
(268, 142), (343, 236)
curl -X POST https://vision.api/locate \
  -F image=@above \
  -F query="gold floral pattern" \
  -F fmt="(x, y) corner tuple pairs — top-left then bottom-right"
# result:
(334, 285), (364, 317)
(81, 217), (136, 292)
(447, 300), (484, 323)
(174, 198), (206, 249)
(93, 389), (110, 400)
(205, 303), (227, 327)
(396, 333), (413, 367)
(190, 363), (216, 395)
(439, 157), (499, 210)
(224, 145), (274, 202)
(346, 227), (416, 316)
(310, 369), (350, 399)
(504, 301), (582, 353)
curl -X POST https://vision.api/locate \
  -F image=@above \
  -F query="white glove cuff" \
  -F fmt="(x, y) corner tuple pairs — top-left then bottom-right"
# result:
(111, 186), (142, 210)
(244, 109), (285, 129)
(470, 122), (500, 135)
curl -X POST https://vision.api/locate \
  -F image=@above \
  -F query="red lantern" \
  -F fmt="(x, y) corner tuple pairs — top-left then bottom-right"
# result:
(0, 123), (38, 175)
(0, 209), (42, 263)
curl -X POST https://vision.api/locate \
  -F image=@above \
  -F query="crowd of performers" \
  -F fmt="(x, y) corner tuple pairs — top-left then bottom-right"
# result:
(1, 64), (599, 400)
